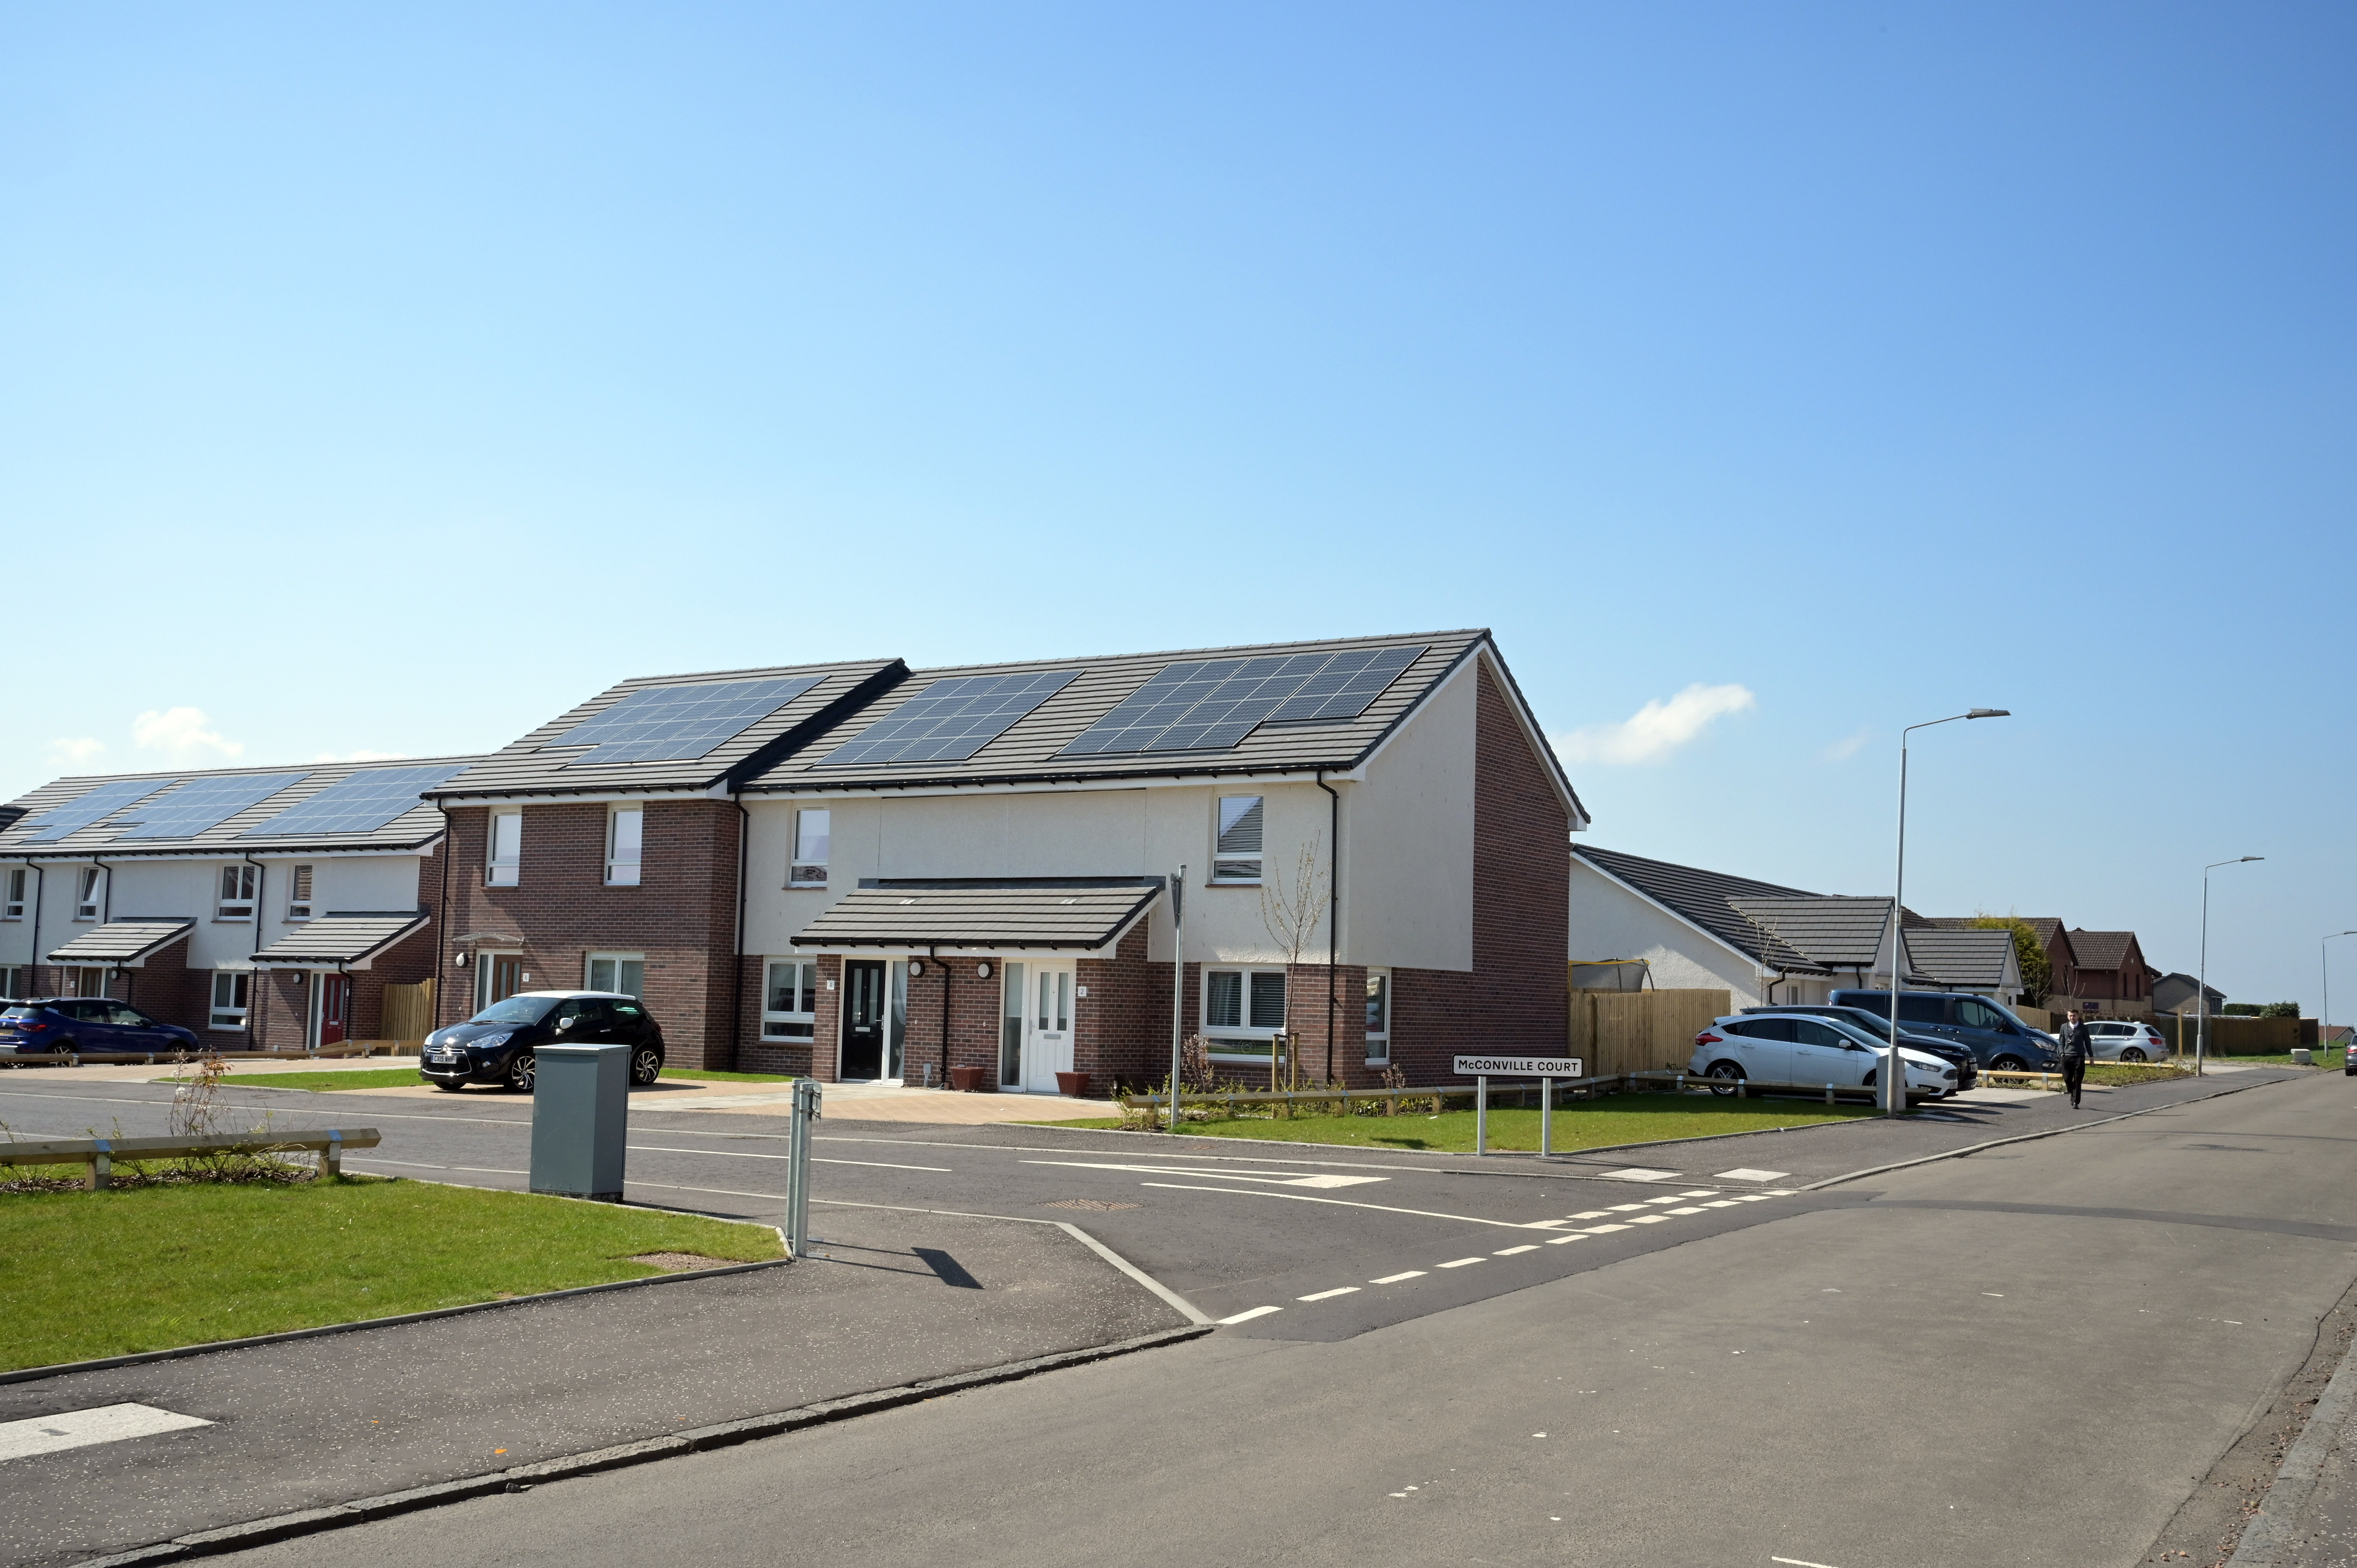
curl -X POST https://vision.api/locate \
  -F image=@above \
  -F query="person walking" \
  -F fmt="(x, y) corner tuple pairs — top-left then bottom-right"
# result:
(2059, 1009), (2094, 1110)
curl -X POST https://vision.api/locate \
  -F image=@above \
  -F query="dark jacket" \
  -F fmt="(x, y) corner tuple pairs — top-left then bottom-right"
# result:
(2059, 1022), (2094, 1063)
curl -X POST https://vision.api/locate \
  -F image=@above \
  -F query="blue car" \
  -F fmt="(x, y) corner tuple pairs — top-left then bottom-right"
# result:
(1829, 989), (2060, 1073)
(0, 998), (201, 1058)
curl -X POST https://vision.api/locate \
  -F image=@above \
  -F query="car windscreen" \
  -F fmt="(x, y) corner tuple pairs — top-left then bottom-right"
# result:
(469, 995), (559, 1026)
(1828, 1009), (1892, 1040)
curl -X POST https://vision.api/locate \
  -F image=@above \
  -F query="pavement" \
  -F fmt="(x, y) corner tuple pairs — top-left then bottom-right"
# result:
(167, 1068), (2357, 1568)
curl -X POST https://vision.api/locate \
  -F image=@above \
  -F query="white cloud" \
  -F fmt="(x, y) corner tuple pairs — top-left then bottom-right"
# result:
(48, 737), (106, 766)
(311, 750), (409, 763)
(1557, 683), (1756, 765)
(130, 707), (244, 765)
(1822, 728), (1870, 762)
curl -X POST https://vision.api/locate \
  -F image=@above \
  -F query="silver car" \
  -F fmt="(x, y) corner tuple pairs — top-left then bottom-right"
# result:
(1689, 1013), (1958, 1098)
(2084, 1019), (2172, 1063)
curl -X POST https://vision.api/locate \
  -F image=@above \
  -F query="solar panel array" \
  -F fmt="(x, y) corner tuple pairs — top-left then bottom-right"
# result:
(1058, 645), (1427, 756)
(549, 677), (823, 767)
(819, 671), (1079, 768)
(242, 764), (469, 838)
(17, 779), (184, 842)
(112, 772), (315, 840)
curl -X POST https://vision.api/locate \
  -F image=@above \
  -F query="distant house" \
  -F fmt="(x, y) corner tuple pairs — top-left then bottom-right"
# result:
(2054, 929), (2154, 1014)
(2153, 972), (2226, 1015)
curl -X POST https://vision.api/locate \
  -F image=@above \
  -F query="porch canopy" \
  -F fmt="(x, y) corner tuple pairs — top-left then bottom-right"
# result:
(46, 918), (194, 968)
(793, 877), (1164, 954)
(248, 912), (430, 971)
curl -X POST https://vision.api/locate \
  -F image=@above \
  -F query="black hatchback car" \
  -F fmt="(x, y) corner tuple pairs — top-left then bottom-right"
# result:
(419, 992), (664, 1093)
(1741, 1003), (1979, 1091)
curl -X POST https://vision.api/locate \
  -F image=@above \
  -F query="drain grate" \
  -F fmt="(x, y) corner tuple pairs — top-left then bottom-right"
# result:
(1044, 1198), (1141, 1211)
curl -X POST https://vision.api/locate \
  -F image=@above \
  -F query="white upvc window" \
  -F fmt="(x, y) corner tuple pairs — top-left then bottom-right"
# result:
(586, 953), (645, 997)
(3, 868), (25, 920)
(0, 964), (26, 998)
(286, 864), (314, 920)
(74, 867), (104, 920)
(216, 864), (258, 920)
(788, 809), (830, 888)
(1212, 796), (1263, 883)
(1203, 966), (1287, 1057)
(210, 970), (251, 1030)
(1364, 969), (1392, 1064)
(486, 811), (522, 886)
(764, 958), (818, 1039)
(606, 808), (643, 886)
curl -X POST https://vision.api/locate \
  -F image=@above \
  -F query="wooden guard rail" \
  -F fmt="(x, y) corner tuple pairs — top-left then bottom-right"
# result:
(0, 1128), (383, 1189)
(3, 1042), (402, 1068)
(1120, 1071), (1941, 1116)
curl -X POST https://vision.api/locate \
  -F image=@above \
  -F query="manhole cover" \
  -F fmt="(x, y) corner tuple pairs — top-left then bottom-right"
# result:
(1044, 1198), (1140, 1211)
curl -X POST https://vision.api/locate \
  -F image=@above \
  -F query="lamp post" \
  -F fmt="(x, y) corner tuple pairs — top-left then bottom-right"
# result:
(2323, 931), (2357, 1070)
(1885, 708), (2011, 1116)
(2196, 856), (2264, 1075)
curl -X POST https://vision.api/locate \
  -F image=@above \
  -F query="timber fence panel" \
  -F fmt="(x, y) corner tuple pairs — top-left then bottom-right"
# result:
(381, 980), (435, 1047)
(1569, 988), (1731, 1077)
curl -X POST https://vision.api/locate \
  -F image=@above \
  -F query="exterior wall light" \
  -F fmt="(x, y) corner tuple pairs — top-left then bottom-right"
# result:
(976, 962), (992, 978)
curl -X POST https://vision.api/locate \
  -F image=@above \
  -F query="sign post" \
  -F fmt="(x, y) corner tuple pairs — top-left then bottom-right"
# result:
(1453, 1056), (1585, 1157)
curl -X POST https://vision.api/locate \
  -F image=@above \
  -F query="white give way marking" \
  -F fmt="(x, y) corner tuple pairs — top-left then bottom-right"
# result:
(1021, 1160), (1389, 1190)
(0, 1404), (212, 1463)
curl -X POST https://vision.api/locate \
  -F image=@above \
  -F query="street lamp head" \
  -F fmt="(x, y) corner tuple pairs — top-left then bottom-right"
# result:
(2240, 856), (2265, 863)
(1966, 708), (2009, 719)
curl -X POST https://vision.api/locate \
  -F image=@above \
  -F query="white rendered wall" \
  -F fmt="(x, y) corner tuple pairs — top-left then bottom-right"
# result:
(0, 855), (426, 973)
(1340, 659), (1476, 974)
(1567, 857), (1764, 1006)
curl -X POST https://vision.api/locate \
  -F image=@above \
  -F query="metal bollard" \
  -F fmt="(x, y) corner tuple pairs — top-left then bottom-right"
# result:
(1475, 1076), (1489, 1157)
(784, 1078), (822, 1257)
(1540, 1075), (1553, 1158)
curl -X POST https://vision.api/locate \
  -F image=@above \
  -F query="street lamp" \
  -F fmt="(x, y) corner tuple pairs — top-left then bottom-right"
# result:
(2324, 931), (2357, 1070)
(2196, 857), (2264, 1075)
(1884, 708), (2011, 1116)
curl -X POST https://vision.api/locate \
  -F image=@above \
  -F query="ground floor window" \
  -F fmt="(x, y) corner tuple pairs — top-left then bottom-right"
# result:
(1203, 967), (1287, 1059)
(764, 958), (817, 1040)
(585, 953), (644, 997)
(1364, 970), (1391, 1064)
(0, 964), (26, 999)
(64, 966), (108, 998)
(210, 971), (251, 1030)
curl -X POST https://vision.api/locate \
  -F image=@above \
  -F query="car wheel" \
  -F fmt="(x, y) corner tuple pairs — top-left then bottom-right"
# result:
(1860, 1068), (1875, 1088)
(1703, 1061), (1744, 1097)
(2121, 1047), (2146, 1063)
(1991, 1056), (2027, 1073)
(504, 1051), (536, 1094)
(53, 1037), (78, 1063)
(630, 1046), (663, 1087)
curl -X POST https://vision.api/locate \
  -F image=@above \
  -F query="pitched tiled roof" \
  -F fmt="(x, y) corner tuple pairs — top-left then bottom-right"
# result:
(429, 659), (905, 800)
(744, 632), (1580, 818)
(0, 757), (484, 858)
(46, 919), (194, 965)
(1728, 897), (1894, 969)
(1902, 927), (2016, 989)
(249, 913), (431, 968)
(1574, 846), (1828, 972)
(2065, 929), (2141, 972)
(792, 878), (1165, 952)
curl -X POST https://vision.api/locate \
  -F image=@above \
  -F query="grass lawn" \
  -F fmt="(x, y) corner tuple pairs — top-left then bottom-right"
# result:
(1028, 1092), (1879, 1153)
(0, 1176), (782, 1373)
(205, 1066), (430, 1092)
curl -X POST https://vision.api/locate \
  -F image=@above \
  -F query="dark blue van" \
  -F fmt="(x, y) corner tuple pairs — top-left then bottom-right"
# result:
(1829, 990), (2058, 1072)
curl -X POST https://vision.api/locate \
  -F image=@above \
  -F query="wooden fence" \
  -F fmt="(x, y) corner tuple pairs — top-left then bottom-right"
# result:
(2146, 1014), (2301, 1056)
(380, 980), (435, 1049)
(1567, 984), (1731, 1077)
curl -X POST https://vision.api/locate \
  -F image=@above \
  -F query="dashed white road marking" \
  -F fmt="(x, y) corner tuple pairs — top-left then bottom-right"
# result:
(1718, 1168), (1790, 1181)
(1770, 1557), (1842, 1568)
(1217, 1305), (1283, 1325)
(1599, 1166), (1682, 1181)
(0, 1404), (211, 1463)
(1299, 1286), (1360, 1301)
(1437, 1257), (1485, 1269)
(1025, 1160), (1386, 1189)
(1544, 1233), (1587, 1245)
(1494, 1245), (1539, 1255)
(630, 1145), (954, 1172)
(1630, 1215), (1670, 1224)
(1666, 1207), (1708, 1215)
(1582, 1224), (1632, 1233)
(1606, 1204), (1649, 1213)
(1702, 1200), (1740, 1208)
(1371, 1270), (1426, 1284)
(1134, 1183), (1542, 1228)
(1569, 1210), (1614, 1220)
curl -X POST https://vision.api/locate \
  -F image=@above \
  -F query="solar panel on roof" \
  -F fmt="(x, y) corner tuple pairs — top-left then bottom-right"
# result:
(818, 671), (1078, 768)
(550, 677), (823, 767)
(16, 779), (184, 842)
(111, 772), (314, 840)
(241, 764), (468, 839)
(1058, 645), (1426, 756)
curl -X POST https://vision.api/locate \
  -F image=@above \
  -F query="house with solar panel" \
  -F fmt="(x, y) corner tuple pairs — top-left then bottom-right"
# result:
(0, 758), (481, 1047)
(427, 631), (1582, 1090)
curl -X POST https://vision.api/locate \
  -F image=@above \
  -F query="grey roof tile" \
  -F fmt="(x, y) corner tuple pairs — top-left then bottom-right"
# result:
(1573, 846), (1828, 972)
(46, 919), (195, 965)
(1727, 897), (1895, 970)
(249, 913), (432, 968)
(0, 757), (487, 858)
(793, 878), (1165, 952)
(2064, 929), (2141, 972)
(1901, 927), (2016, 989)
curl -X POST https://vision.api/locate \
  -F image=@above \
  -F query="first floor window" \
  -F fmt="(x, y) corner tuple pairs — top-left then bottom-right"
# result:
(788, 809), (830, 887)
(606, 808), (643, 886)
(217, 863), (258, 919)
(4, 868), (25, 920)
(1364, 970), (1391, 1063)
(75, 867), (104, 920)
(210, 971), (251, 1030)
(286, 864), (314, 920)
(764, 958), (817, 1039)
(1203, 967), (1287, 1056)
(486, 811), (522, 886)
(586, 953), (645, 997)
(1212, 796), (1263, 883)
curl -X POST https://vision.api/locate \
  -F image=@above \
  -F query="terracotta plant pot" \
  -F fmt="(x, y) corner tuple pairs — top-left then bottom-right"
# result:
(948, 1066), (989, 1093)
(1055, 1070), (1092, 1099)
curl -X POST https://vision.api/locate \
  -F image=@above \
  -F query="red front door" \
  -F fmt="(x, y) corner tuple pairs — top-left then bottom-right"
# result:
(318, 975), (350, 1048)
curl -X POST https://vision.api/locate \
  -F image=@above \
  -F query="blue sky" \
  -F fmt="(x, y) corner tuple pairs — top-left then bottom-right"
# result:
(4, 3), (2350, 1009)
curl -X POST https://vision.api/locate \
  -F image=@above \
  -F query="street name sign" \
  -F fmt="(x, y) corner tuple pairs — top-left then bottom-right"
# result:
(1454, 1056), (1584, 1077)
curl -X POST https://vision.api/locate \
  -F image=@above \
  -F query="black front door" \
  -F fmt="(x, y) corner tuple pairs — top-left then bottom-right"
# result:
(842, 960), (886, 1079)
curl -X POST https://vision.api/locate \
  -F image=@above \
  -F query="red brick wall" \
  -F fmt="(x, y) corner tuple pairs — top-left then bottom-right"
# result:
(437, 800), (745, 1069)
(124, 938), (210, 1040)
(1076, 925), (1191, 1095)
(1285, 961), (1368, 1085)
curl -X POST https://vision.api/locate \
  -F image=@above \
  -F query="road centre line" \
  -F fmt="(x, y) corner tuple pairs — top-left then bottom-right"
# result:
(1217, 1306), (1282, 1324)
(1495, 1245), (1539, 1255)
(1023, 1159), (1385, 1189)
(1298, 1287), (1360, 1301)
(1133, 1183), (1549, 1227)
(1771, 1558), (1842, 1568)
(1437, 1258), (1484, 1269)
(1544, 1234), (1587, 1244)
(1371, 1270), (1426, 1283)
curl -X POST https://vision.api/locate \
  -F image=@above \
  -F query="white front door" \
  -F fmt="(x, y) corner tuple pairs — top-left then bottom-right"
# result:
(1021, 963), (1076, 1093)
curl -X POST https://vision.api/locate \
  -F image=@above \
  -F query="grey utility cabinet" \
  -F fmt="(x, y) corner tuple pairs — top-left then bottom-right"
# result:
(530, 1042), (629, 1202)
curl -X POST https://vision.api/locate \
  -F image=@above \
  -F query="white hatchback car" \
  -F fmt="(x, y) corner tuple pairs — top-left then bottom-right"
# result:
(1690, 1013), (1958, 1098)
(2083, 1019), (2172, 1063)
